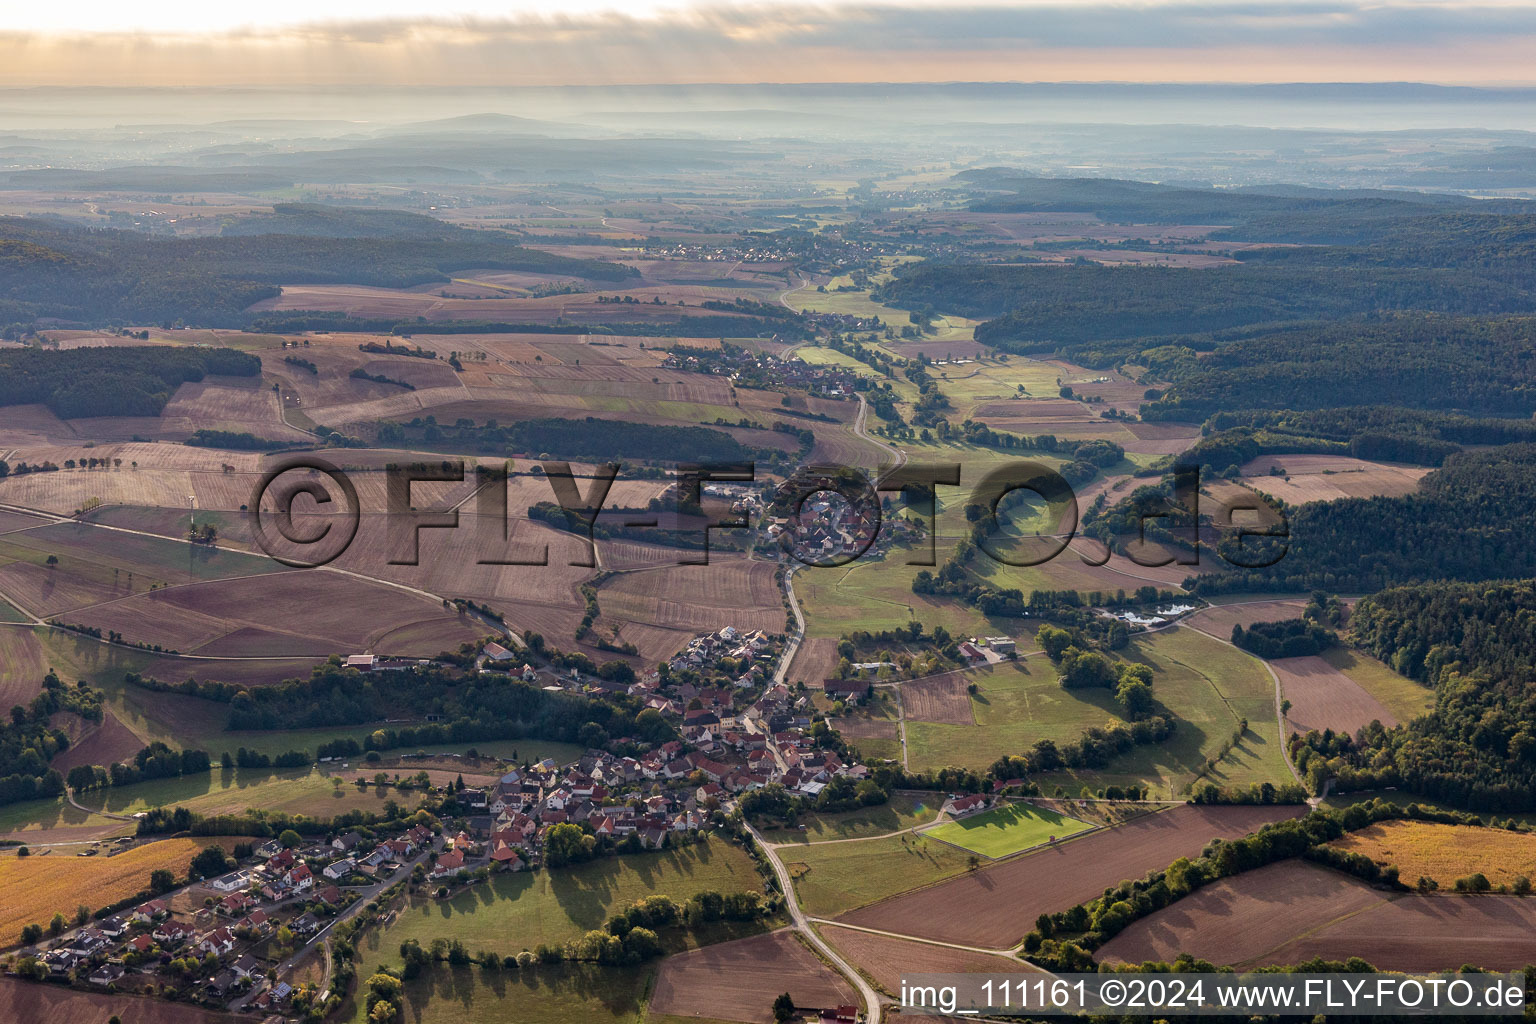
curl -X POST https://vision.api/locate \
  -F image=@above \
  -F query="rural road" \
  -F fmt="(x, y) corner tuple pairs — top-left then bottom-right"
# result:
(852, 393), (908, 476)
(773, 564), (806, 687)
(778, 274), (812, 310)
(746, 822), (883, 1024)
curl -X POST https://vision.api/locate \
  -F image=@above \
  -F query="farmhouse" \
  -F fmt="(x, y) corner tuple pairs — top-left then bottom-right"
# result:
(822, 678), (869, 704)
(431, 849), (466, 879)
(957, 642), (987, 664)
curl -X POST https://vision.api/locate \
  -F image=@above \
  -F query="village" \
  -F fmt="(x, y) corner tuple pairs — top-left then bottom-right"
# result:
(10, 620), (890, 1018)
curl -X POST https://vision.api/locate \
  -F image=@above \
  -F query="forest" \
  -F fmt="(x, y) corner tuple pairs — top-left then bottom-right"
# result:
(1294, 579), (1536, 811)
(1141, 316), (1536, 420)
(375, 415), (763, 464)
(1198, 444), (1536, 593)
(0, 345), (260, 418)
(0, 207), (634, 326)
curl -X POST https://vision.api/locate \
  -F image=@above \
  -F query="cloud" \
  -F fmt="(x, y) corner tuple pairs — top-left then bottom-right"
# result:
(4, 2), (1536, 86)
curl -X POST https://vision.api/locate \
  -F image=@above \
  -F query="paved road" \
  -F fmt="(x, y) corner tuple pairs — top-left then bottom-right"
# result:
(746, 822), (882, 1024)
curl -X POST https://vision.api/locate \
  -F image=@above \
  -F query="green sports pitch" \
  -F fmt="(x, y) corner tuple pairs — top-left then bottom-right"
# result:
(925, 801), (1095, 858)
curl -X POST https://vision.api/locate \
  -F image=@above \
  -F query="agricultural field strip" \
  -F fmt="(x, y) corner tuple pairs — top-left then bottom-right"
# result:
(0, 501), (518, 656)
(815, 920), (1038, 961)
(762, 802), (946, 847)
(1174, 605), (1308, 788)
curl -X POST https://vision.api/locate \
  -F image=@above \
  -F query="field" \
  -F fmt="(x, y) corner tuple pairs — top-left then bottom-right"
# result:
(1096, 859), (1536, 971)
(837, 804), (1301, 949)
(924, 801), (1094, 859)
(901, 672), (975, 724)
(1330, 821), (1536, 888)
(0, 837), (227, 945)
(820, 923), (1038, 994)
(758, 792), (939, 844)
(1182, 599), (1309, 640)
(73, 568), (484, 658)
(1239, 455), (1431, 504)
(0, 626), (48, 706)
(648, 930), (856, 1024)
(358, 838), (761, 956)
(78, 766), (414, 821)
(47, 710), (144, 772)
(0, 978), (244, 1024)
(345, 959), (655, 1024)
(784, 833), (973, 919)
(1318, 647), (1435, 724)
(904, 628), (1291, 797)
(1272, 655), (1398, 736)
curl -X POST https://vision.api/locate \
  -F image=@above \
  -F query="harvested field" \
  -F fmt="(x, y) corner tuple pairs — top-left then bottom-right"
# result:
(0, 403), (76, 445)
(648, 930), (857, 1024)
(0, 510), (45, 535)
(0, 978), (243, 1024)
(1330, 820), (1536, 889)
(1240, 455), (1430, 504)
(821, 924), (1036, 993)
(0, 837), (215, 946)
(1182, 599), (1307, 639)
(1272, 655), (1397, 736)
(834, 715), (899, 742)
(838, 804), (1301, 948)
(901, 673), (975, 725)
(788, 636), (839, 684)
(599, 558), (784, 635)
(1097, 858), (1536, 971)
(79, 570), (483, 657)
(1097, 860), (1383, 967)
(1318, 647), (1434, 724)
(0, 627), (47, 706)
(0, 561), (128, 617)
(47, 710), (143, 772)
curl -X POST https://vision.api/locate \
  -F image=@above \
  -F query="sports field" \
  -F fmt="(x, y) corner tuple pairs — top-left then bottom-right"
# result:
(924, 801), (1094, 859)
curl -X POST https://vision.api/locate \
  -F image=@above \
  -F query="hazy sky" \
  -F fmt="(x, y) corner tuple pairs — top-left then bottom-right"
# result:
(6, 1), (1536, 87)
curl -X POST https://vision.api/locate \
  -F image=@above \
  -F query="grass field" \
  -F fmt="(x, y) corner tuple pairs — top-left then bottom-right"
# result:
(1319, 647), (1434, 724)
(0, 600), (26, 623)
(924, 801), (1094, 859)
(1330, 820), (1536, 888)
(784, 832), (973, 918)
(905, 627), (1291, 798)
(77, 766), (416, 821)
(758, 793), (939, 844)
(345, 959), (654, 1024)
(27, 627), (584, 764)
(0, 837), (236, 946)
(360, 837), (761, 957)
(0, 794), (128, 839)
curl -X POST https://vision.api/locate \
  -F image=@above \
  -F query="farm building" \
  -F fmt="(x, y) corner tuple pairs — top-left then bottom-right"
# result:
(957, 642), (986, 664)
(984, 636), (1016, 654)
(483, 641), (515, 662)
(346, 654), (378, 671)
(823, 678), (869, 704)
